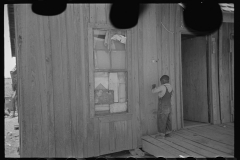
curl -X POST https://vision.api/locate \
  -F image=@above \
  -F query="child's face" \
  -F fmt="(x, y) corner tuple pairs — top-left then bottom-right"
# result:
(160, 80), (164, 85)
(160, 79), (168, 84)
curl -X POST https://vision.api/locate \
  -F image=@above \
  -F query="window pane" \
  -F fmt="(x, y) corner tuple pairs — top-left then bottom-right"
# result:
(117, 72), (126, 83)
(118, 72), (126, 102)
(110, 31), (126, 50)
(94, 50), (110, 69)
(94, 72), (114, 105)
(109, 73), (119, 102)
(94, 30), (108, 50)
(111, 51), (126, 69)
(95, 72), (108, 89)
(94, 90), (114, 104)
(111, 40), (125, 50)
(94, 72), (127, 114)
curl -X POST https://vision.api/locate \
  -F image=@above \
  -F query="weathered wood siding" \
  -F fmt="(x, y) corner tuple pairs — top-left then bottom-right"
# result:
(15, 4), (89, 157)
(208, 31), (221, 124)
(88, 3), (184, 138)
(136, 4), (183, 135)
(14, 3), (233, 158)
(15, 4), (136, 157)
(15, 4), (184, 157)
(182, 36), (209, 123)
(219, 23), (234, 123)
(88, 4), (139, 154)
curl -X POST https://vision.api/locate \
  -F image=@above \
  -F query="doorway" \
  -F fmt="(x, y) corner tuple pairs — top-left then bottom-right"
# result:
(181, 34), (210, 128)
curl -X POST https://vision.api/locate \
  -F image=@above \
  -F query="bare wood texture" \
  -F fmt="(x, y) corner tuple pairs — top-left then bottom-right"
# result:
(222, 12), (234, 23)
(143, 136), (189, 157)
(73, 4), (85, 157)
(182, 36), (208, 122)
(142, 123), (234, 157)
(175, 6), (183, 129)
(142, 140), (176, 158)
(209, 31), (221, 124)
(131, 24), (141, 148)
(99, 113), (132, 123)
(18, 4), (33, 157)
(176, 129), (234, 154)
(186, 127), (234, 146)
(15, 3), (233, 157)
(17, 4), (89, 157)
(27, 4), (43, 157)
(142, 4), (158, 135)
(137, 6), (146, 137)
(218, 23), (234, 123)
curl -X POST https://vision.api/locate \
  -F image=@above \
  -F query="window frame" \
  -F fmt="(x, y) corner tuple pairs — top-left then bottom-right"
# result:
(88, 23), (132, 118)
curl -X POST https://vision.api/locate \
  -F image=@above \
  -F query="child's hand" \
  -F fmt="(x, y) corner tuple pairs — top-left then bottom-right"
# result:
(152, 84), (156, 89)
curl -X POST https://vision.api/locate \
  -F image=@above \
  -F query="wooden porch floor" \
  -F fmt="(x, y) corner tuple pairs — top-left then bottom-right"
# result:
(142, 123), (234, 158)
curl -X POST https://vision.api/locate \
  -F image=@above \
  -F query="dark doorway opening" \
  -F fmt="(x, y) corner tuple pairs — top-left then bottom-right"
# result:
(181, 34), (210, 128)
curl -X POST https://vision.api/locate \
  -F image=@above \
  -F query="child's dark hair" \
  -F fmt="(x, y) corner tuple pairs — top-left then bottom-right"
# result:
(160, 75), (169, 84)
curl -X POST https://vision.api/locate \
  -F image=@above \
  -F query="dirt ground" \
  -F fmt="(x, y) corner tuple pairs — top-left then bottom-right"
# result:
(5, 112), (20, 158)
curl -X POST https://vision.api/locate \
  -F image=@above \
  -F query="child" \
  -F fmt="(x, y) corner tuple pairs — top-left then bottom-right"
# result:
(152, 75), (173, 138)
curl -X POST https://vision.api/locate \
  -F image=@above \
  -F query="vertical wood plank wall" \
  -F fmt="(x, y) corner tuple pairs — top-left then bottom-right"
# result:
(88, 4), (138, 156)
(88, 3), (184, 148)
(15, 3), (233, 158)
(218, 23), (234, 123)
(15, 4), (89, 157)
(88, 4), (183, 147)
(208, 31), (221, 124)
(137, 4), (183, 134)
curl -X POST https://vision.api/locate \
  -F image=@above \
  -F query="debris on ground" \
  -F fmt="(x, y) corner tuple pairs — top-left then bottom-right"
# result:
(14, 125), (19, 130)
(5, 109), (10, 116)
(7, 132), (13, 136)
(5, 116), (20, 157)
(6, 143), (11, 147)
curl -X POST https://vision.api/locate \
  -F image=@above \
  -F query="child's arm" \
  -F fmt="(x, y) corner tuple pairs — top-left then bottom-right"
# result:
(152, 85), (164, 93)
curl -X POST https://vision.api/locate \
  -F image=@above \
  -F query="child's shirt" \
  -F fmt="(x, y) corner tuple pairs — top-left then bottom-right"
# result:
(152, 83), (173, 98)
(152, 83), (173, 113)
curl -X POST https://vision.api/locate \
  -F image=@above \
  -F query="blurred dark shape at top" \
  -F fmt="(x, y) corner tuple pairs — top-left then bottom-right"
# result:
(109, 3), (222, 35)
(182, 2), (223, 36)
(32, 2), (67, 16)
(109, 3), (147, 29)
(30, 2), (222, 36)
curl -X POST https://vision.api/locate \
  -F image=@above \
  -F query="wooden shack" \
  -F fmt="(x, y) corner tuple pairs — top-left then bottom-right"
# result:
(8, 4), (234, 157)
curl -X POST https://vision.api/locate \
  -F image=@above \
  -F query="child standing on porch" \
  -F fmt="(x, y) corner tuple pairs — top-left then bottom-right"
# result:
(152, 75), (173, 138)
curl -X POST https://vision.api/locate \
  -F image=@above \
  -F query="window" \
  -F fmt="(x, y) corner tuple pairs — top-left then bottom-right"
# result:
(89, 28), (128, 116)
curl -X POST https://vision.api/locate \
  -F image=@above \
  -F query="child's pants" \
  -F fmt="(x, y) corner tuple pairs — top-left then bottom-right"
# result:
(157, 112), (172, 134)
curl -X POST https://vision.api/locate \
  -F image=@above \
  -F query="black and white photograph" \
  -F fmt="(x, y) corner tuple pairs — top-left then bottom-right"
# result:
(4, 3), (234, 158)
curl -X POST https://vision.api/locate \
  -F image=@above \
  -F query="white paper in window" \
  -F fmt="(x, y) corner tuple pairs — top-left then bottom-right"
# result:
(109, 73), (119, 102)
(118, 83), (126, 102)
(117, 72), (126, 102)
(117, 72), (126, 84)
(95, 72), (108, 90)
(111, 40), (126, 50)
